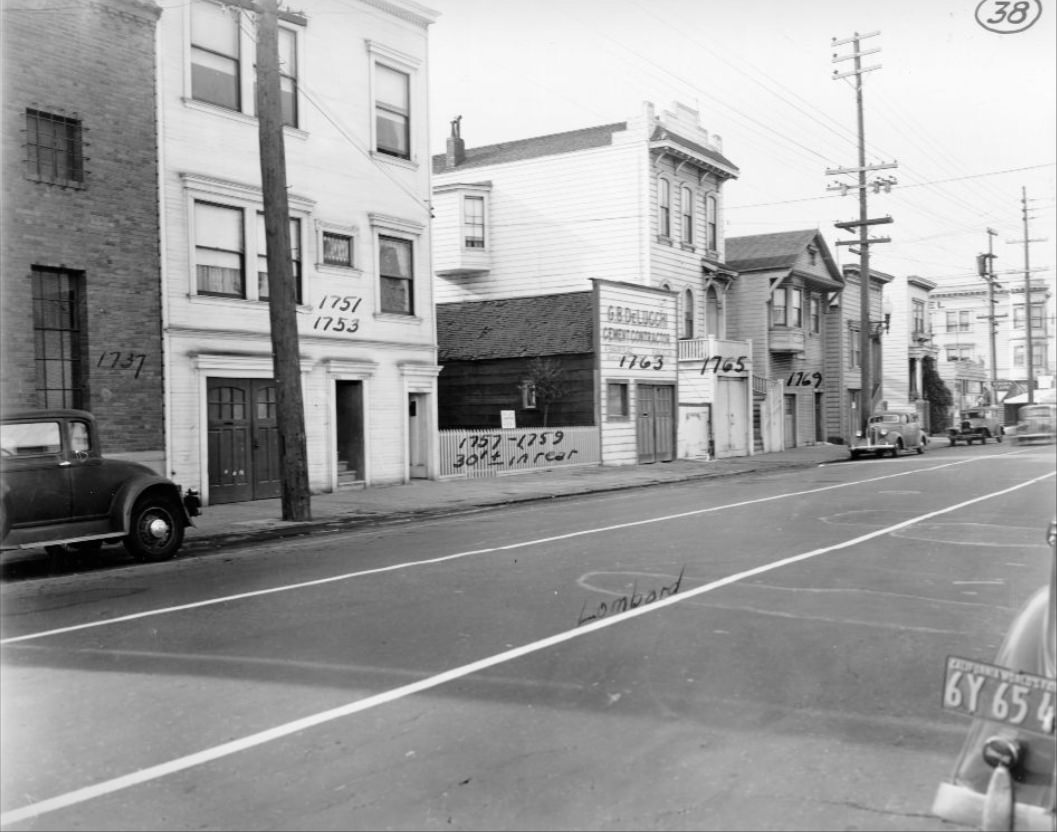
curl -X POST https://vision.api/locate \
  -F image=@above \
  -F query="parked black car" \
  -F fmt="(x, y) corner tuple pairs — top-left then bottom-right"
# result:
(0, 409), (200, 561)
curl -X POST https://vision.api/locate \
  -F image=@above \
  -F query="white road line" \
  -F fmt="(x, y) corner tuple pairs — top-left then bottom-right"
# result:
(1, 469), (1051, 826)
(0, 457), (991, 647)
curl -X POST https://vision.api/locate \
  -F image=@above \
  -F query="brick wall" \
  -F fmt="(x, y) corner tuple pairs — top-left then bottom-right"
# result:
(1, 0), (164, 456)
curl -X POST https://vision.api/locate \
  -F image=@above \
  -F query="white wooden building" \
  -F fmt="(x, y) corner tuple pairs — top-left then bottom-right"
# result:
(158, 0), (440, 504)
(431, 101), (753, 464)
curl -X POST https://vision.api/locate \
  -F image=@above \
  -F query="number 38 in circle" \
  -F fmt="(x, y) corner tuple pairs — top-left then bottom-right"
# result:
(975, 0), (1042, 33)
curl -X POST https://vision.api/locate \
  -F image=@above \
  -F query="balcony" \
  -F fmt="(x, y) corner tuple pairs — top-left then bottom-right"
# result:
(768, 326), (805, 354)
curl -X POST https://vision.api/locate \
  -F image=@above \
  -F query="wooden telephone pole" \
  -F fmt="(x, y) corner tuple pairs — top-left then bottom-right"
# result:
(256, 0), (311, 521)
(828, 31), (897, 438)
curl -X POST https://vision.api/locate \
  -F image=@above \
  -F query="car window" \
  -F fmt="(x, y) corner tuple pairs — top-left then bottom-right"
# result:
(1, 421), (62, 456)
(70, 421), (90, 454)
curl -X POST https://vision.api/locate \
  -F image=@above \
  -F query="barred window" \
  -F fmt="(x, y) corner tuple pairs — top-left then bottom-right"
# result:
(31, 266), (85, 408)
(26, 109), (83, 184)
(322, 231), (354, 267)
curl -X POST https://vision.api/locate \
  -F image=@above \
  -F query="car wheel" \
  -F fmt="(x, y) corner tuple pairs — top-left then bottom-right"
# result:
(124, 496), (184, 562)
(916, 440), (925, 454)
(0, 499), (8, 543)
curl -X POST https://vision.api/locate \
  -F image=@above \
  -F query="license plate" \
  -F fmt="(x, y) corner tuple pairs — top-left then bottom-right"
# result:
(943, 656), (1056, 736)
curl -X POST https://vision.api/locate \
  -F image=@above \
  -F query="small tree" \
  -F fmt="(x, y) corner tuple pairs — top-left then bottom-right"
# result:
(923, 356), (953, 433)
(526, 357), (566, 427)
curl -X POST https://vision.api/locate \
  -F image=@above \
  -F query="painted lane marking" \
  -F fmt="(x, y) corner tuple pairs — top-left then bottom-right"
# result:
(1, 470), (1051, 826)
(0, 456), (994, 647)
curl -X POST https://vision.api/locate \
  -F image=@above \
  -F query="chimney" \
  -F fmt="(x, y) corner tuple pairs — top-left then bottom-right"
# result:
(446, 115), (465, 168)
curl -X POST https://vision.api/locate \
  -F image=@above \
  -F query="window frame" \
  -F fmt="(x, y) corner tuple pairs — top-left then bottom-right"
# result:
(256, 212), (303, 305)
(809, 295), (821, 334)
(789, 287), (803, 328)
(772, 287), (788, 327)
(25, 109), (84, 186)
(188, 0), (304, 129)
(682, 288), (694, 339)
(31, 266), (86, 409)
(658, 177), (671, 239)
(606, 381), (630, 421)
(378, 235), (414, 316)
(681, 185), (694, 245)
(463, 194), (485, 249)
(912, 299), (926, 334)
(705, 194), (718, 252)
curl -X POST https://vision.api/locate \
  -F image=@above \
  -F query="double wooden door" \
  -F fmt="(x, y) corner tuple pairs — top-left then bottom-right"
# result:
(207, 378), (281, 504)
(636, 384), (675, 464)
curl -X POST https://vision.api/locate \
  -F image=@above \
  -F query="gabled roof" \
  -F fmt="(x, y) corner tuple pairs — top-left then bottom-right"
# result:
(725, 229), (843, 291)
(432, 123), (626, 174)
(437, 292), (594, 361)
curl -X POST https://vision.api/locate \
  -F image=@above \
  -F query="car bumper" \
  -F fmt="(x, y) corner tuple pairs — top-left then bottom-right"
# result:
(933, 780), (1056, 831)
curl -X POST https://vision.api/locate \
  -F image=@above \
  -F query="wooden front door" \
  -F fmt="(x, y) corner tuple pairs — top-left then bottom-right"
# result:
(208, 378), (281, 504)
(636, 384), (675, 464)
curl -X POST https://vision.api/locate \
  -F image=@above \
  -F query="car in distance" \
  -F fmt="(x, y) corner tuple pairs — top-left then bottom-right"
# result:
(0, 409), (200, 561)
(1014, 404), (1056, 445)
(848, 410), (927, 458)
(948, 406), (1005, 446)
(932, 516), (1056, 831)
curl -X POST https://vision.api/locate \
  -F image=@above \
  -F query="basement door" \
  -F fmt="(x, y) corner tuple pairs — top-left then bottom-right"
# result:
(636, 383), (675, 463)
(207, 378), (281, 504)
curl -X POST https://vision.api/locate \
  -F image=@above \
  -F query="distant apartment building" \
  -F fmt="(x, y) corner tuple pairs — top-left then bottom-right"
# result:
(158, 0), (440, 504)
(1, 0), (165, 470)
(929, 277), (1053, 412)
(431, 101), (753, 465)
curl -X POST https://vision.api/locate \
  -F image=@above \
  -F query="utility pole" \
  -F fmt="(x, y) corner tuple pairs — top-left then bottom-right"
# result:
(975, 228), (1002, 403)
(1005, 188), (1050, 406)
(256, 0), (311, 521)
(828, 31), (897, 438)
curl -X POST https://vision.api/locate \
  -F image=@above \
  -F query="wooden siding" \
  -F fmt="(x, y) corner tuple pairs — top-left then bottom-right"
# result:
(159, 0), (439, 498)
(433, 140), (644, 303)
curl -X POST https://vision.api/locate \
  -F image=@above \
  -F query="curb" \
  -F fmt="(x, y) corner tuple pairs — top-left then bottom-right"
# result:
(180, 452), (843, 555)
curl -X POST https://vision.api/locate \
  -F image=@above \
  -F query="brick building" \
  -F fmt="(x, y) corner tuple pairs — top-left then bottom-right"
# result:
(0, 0), (165, 470)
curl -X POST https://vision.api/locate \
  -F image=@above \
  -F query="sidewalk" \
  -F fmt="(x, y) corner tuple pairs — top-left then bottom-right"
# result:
(183, 443), (851, 554)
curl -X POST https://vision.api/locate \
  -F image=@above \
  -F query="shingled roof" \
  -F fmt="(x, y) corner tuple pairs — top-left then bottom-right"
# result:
(432, 123), (626, 174)
(437, 293), (594, 361)
(724, 230), (824, 272)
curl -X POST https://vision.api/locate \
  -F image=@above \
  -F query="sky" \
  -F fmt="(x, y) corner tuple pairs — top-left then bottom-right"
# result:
(425, 0), (1057, 292)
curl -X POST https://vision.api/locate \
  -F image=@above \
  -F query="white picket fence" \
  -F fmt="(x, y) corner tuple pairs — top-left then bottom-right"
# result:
(438, 426), (600, 478)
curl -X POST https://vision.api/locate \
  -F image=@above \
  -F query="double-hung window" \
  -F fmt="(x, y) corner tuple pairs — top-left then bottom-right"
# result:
(946, 310), (971, 332)
(706, 194), (717, 251)
(849, 328), (861, 369)
(277, 27), (298, 127)
(772, 288), (787, 327)
(464, 196), (485, 248)
(257, 213), (302, 304)
(191, 0), (240, 111)
(1014, 302), (1044, 331)
(25, 110), (83, 185)
(789, 287), (803, 328)
(681, 186), (693, 244)
(912, 299), (926, 335)
(809, 295), (820, 333)
(375, 64), (410, 159)
(195, 202), (245, 297)
(658, 178), (671, 238)
(379, 236), (413, 314)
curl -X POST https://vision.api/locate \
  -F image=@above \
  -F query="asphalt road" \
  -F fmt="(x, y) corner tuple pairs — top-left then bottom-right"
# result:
(1, 442), (1054, 831)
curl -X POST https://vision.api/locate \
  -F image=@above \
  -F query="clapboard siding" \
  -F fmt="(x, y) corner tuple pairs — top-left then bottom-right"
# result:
(434, 140), (644, 302)
(159, 0), (440, 500)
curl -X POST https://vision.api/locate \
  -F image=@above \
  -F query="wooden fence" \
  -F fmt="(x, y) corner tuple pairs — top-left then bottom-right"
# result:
(438, 426), (600, 478)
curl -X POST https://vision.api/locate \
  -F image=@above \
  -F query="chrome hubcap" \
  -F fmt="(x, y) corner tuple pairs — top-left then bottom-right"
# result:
(146, 517), (171, 540)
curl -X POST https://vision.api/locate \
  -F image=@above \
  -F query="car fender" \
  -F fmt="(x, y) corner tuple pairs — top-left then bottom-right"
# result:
(109, 476), (195, 533)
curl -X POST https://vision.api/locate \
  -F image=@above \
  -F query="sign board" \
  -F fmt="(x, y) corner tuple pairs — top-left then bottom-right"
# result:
(500, 410), (516, 429)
